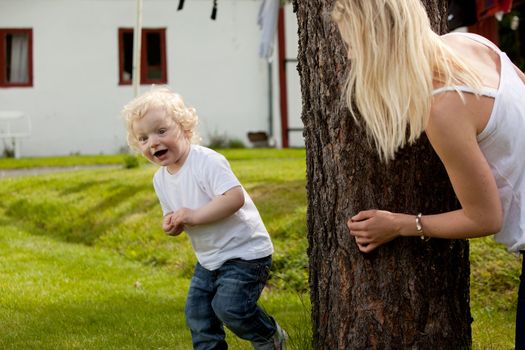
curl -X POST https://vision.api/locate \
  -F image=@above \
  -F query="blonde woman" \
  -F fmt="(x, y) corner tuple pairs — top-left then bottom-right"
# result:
(332, 0), (525, 346)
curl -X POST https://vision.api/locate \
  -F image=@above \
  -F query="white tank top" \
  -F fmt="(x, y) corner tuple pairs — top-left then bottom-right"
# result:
(434, 32), (525, 252)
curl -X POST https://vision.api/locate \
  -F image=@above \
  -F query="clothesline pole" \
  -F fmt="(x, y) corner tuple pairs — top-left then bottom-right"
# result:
(132, 0), (143, 97)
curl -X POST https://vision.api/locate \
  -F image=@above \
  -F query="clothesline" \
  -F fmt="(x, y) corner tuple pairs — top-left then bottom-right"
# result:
(175, 0), (281, 61)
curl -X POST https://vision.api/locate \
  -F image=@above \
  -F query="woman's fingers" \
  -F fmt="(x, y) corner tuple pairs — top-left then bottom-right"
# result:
(348, 220), (365, 233)
(354, 235), (372, 244)
(351, 209), (378, 222)
(357, 242), (378, 253)
(348, 210), (397, 253)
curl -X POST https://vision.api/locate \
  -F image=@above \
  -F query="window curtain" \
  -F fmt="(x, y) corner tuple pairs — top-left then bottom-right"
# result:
(9, 33), (28, 83)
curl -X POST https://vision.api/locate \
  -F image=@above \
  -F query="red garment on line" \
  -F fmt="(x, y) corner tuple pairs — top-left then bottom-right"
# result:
(476, 0), (513, 20)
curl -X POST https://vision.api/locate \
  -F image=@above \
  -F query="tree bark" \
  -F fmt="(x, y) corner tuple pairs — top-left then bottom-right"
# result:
(294, 0), (472, 348)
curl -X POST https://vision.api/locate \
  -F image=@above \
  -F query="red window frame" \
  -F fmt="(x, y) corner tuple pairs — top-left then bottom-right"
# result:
(0, 28), (33, 88)
(118, 28), (167, 85)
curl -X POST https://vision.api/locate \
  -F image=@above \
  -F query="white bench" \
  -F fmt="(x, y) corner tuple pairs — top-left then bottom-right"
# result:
(0, 111), (31, 159)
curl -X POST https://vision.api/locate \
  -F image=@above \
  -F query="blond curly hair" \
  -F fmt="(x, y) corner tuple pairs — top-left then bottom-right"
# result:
(122, 86), (200, 152)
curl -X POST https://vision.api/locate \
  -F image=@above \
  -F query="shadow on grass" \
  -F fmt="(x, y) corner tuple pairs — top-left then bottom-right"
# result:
(59, 179), (114, 196)
(4, 182), (157, 246)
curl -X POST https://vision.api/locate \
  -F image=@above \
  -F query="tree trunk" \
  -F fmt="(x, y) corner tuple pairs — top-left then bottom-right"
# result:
(294, 0), (472, 348)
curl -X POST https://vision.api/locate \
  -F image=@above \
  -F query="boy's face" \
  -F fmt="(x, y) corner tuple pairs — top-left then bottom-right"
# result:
(132, 108), (190, 173)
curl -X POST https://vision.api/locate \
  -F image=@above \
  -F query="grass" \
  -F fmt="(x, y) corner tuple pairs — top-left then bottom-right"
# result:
(0, 154), (130, 169)
(0, 225), (312, 350)
(0, 226), (189, 349)
(0, 148), (520, 349)
(0, 149), (304, 170)
(470, 237), (521, 349)
(0, 148), (311, 350)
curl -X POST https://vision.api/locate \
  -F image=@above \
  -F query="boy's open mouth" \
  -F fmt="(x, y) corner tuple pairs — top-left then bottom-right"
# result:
(154, 149), (168, 158)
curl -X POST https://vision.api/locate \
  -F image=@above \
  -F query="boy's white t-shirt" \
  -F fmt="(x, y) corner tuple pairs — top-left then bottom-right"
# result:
(153, 145), (274, 270)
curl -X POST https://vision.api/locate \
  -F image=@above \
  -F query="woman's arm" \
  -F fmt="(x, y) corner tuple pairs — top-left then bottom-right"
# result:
(348, 92), (502, 252)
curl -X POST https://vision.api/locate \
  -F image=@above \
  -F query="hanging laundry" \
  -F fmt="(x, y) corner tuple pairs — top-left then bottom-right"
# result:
(211, 0), (218, 20)
(477, 0), (513, 21)
(448, 0), (477, 31)
(258, 0), (280, 60)
(176, 0), (218, 21)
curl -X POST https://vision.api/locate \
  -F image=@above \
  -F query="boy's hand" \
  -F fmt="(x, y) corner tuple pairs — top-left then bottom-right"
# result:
(162, 213), (184, 236)
(162, 208), (196, 236)
(171, 207), (197, 227)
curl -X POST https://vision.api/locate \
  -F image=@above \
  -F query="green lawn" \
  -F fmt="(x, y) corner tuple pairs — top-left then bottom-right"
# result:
(0, 149), (520, 349)
(0, 154), (129, 169)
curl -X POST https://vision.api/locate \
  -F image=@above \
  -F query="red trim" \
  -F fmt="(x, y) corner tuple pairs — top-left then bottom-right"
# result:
(0, 28), (33, 88)
(118, 27), (167, 86)
(27, 29), (33, 86)
(141, 28), (167, 84)
(0, 29), (7, 86)
(118, 28), (131, 85)
(0, 31), (4, 85)
(140, 30), (146, 84)
(277, 7), (289, 148)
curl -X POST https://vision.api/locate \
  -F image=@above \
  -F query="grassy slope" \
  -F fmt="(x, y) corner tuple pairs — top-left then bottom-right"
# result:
(0, 225), (311, 350)
(0, 149), (311, 349)
(0, 226), (189, 349)
(0, 149), (521, 349)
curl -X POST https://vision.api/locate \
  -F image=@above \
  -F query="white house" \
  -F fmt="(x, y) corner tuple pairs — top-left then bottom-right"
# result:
(0, 0), (302, 157)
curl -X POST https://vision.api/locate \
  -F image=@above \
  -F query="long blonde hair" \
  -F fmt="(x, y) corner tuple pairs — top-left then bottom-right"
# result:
(332, 0), (483, 161)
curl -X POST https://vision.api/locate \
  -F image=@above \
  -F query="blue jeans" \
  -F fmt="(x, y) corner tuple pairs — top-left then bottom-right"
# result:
(517, 251), (525, 349)
(185, 256), (277, 350)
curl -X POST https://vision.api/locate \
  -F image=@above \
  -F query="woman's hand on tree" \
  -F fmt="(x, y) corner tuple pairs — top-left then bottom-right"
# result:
(347, 209), (400, 253)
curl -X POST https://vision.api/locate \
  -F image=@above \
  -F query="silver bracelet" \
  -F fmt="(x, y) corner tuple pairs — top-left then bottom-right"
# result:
(416, 213), (430, 241)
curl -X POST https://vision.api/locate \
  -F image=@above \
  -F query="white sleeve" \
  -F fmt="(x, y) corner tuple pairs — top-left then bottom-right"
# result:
(202, 152), (242, 196)
(153, 175), (172, 216)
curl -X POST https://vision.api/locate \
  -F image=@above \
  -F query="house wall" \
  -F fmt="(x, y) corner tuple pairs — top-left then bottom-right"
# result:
(0, 0), (292, 157)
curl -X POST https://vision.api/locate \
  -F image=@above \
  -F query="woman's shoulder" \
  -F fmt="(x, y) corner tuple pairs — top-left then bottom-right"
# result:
(435, 33), (501, 94)
(430, 91), (469, 127)
(441, 32), (496, 49)
(427, 94), (480, 166)
(430, 89), (498, 143)
(441, 32), (501, 65)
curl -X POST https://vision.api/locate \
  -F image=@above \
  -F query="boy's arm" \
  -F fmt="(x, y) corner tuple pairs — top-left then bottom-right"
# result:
(170, 186), (245, 228)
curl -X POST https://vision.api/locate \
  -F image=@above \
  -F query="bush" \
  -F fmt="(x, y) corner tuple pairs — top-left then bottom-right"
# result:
(207, 131), (246, 149)
(123, 154), (140, 169)
(227, 139), (246, 149)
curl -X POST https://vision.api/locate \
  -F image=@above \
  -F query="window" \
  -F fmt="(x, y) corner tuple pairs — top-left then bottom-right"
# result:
(118, 28), (167, 85)
(0, 28), (33, 88)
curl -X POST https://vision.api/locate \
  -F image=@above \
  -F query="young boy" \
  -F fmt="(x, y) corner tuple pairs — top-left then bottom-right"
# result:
(122, 86), (287, 350)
